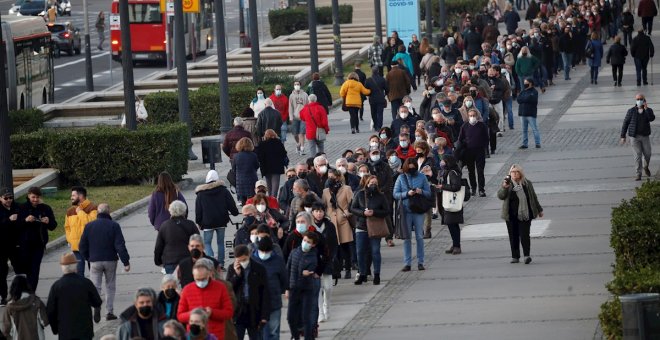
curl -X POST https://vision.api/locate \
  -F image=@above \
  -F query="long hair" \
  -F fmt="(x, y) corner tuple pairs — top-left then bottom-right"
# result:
(155, 172), (177, 210)
(9, 275), (32, 302)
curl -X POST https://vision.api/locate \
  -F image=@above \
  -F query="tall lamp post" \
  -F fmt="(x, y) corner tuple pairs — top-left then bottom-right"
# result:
(374, 0), (382, 41)
(214, 0), (231, 133)
(118, 0), (136, 130)
(425, 0), (432, 39)
(0, 11), (13, 191)
(439, 0), (447, 30)
(307, 0), (319, 73)
(173, 0), (197, 159)
(239, 0), (246, 47)
(331, 0), (343, 85)
(248, 0), (260, 84)
(82, 0), (94, 91)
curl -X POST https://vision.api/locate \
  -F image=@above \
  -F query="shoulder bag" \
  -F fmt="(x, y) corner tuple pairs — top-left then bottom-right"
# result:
(309, 111), (327, 141)
(342, 96), (349, 112)
(405, 175), (434, 214)
(364, 192), (389, 238)
(442, 170), (466, 212)
(394, 199), (411, 240)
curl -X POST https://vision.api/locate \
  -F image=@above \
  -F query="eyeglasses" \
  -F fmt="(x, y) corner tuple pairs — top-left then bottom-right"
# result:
(1, 196), (13, 200)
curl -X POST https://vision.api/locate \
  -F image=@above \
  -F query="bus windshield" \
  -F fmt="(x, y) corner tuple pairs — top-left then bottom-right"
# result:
(128, 3), (162, 24)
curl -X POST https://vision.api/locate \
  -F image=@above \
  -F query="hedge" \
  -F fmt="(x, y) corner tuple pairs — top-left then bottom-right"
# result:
(268, 5), (353, 38)
(419, 0), (489, 28)
(10, 124), (190, 185)
(9, 109), (44, 135)
(599, 181), (660, 340)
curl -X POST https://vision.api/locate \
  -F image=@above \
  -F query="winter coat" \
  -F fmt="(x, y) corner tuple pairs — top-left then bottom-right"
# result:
(606, 43), (629, 66)
(232, 151), (260, 198)
(558, 33), (574, 53)
(503, 10), (520, 35)
(385, 66), (411, 101)
(17, 201), (56, 250)
(195, 181), (239, 229)
(393, 172), (432, 214)
(392, 52), (414, 76)
(482, 25), (500, 46)
(241, 117), (259, 145)
(148, 190), (187, 231)
(339, 79), (371, 108)
(367, 160), (394, 199)
(64, 199), (97, 251)
(78, 213), (130, 265)
(587, 39), (604, 67)
(441, 44), (461, 65)
(308, 80), (333, 112)
(440, 168), (465, 225)
(517, 86), (539, 118)
(256, 138), (288, 175)
(269, 93), (289, 122)
(464, 30), (484, 58)
(156, 290), (180, 320)
(526, 1), (539, 20)
(458, 122), (490, 150)
(1, 293), (49, 340)
(638, 0), (658, 17)
(226, 260), (271, 328)
(0, 202), (20, 255)
(497, 179), (543, 221)
(514, 55), (540, 77)
(322, 185), (354, 244)
(177, 255), (221, 288)
(313, 218), (338, 276)
(222, 126), (253, 160)
(255, 106), (283, 141)
(299, 102), (330, 141)
(251, 250), (287, 311)
(349, 188), (390, 232)
(365, 74), (389, 105)
(289, 90), (309, 121)
(368, 43), (384, 67)
(305, 171), (327, 198)
(116, 305), (166, 340)
(46, 273), (102, 340)
(631, 32), (655, 60)
(621, 106), (655, 138)
(154, 217), (199, 266)
(390, 115), (418, 137)
(178, 279), (234, 337)
(286, 247), (317, 290)
(622, 12), (635, 31)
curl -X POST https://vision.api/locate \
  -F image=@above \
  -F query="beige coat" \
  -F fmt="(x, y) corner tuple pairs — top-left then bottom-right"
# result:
(322, 186), (354, 244)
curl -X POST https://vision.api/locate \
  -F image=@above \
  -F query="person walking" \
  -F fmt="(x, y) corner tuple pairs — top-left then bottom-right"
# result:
(65, 186), (97, 276)
(233, 137), (260, 204)
(299, 94), (330, 155)
(78, 203), (130, 322)
(558, 26), (574, 80)
(638, 0), (658, 34)
(365, 67), (388, 131)
(1, 275), (49, 339)
(289, 81), (309, 156)
(393, 157), (432, 272)
(354, 61), (368, 121)
(503, 3), (521, 35)
(322, 169), (355, 279)
(47, 252), (103, 339)
(517, 78), (541, 149)
(587, 32), (604, 84)
(621, 93), (655, 180)
(117, 287), (167, 339)
(631, 29), (655, 86)
(0, 188), (21, 305)
(340, 72), (371, 134)
(252, 237), (287, 340)
(269, 84), (289, 143)
(148, 171), (187, 231)
(308, 73), (333, 115)
(386, 62), (412, 121)
(255, 99), (283, 142)
(95, 11), (105, 50)
(622, 8), (635, 48)
(223, 117), (254, 161)
(310, 202), (338, 322)
(607, 36), (628, 87)
(458, 109), (490, 197)
(497, 164), (544, 264)
(250, 88), (267, 116)
(256, 129), (288, 196)
(154, 200), (200, 274)
(367, 36), (384, 75)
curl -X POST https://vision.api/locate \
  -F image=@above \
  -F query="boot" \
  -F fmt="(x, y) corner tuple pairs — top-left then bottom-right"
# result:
(445, 246), (454, 254)
(373, 274), (381, 285)
(452, 247), (462, 255)
(354, 274), (366, 285)
(344, 270), (352, 279)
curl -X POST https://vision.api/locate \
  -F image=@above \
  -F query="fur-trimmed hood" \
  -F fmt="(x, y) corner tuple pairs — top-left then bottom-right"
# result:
(195, 180), (226, 193)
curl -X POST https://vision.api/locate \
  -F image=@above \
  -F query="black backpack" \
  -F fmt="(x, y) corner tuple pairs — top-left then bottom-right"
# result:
(585, 41), (594, 59)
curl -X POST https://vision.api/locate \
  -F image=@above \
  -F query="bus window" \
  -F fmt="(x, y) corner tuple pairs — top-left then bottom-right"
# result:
(128, 3), (162, 23)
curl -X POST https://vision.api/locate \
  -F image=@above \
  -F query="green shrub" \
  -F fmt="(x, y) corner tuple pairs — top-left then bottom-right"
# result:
(9, 109), (44, 135)
(10, 124), (189, 185)
(143, 92), (179, 125)
(599, 298), (622, 340)
(9, 131), (50, 168)
(268, 5), (353, 38)
(606, 266), (660, 296)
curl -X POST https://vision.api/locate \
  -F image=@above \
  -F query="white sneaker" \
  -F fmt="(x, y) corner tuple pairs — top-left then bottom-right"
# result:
(318, 314), (327, 323)
(300, 146), (307, 155)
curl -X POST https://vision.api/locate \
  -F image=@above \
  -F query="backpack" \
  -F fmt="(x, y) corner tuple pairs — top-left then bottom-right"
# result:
(585, 41), (594, 59)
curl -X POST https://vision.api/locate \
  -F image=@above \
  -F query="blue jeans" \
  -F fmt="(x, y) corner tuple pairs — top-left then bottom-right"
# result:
(356, 232), (382, 275)
(590, 66), (600, 82)
(561, 52), (572, 80)
(403, 212), (425, 266)
(262, 309), (281, 340)
(163, 264), (178, 274)
(504, 97), (514, 129)
(73, 251), (85, 277)
(280, 122), (288, 142)
(370, 102), (385, 131)
(203, 228), (226, 267)
(521, 116), (541, 147)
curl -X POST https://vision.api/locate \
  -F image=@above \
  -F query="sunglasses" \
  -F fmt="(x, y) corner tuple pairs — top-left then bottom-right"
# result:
(2, 196), (14, 200)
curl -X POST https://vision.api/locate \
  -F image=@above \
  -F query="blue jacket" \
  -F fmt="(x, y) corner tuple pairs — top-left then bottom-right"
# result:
(79, 213), (130, 265)
(232, 151), (260, 198)
(393, 172), (432, 213)
(252, 250), (287, 311)
(474, 97), (490, 126)
(286, 247), (317, 291)
(587, 39), (604, 67)
(517, 86), (539, 117)
(392, 52), (414, 76)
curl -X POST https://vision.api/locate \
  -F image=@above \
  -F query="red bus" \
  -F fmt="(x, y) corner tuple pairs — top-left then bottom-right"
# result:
(110, 0), (213, 64)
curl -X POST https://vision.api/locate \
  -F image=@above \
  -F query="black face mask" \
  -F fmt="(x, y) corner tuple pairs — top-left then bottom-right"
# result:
(189, 324), (203, 336)
(367, 185), (378, 192)
(409, 168), (418, 176)
(416, 152), (424, 158)
(298, 172), (307, 179)
(165, 288), (177, 299)
(470, 90), (478, 98)
(138, 306), (152, 317)
(191, 248), (202, 259)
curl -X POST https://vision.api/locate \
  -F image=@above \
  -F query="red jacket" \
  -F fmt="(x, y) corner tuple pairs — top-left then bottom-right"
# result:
(395, 145), (416, 161)
(177, 279), (234, 337)
(638, 0), (658, 17)
(269, 93), (289, 122)
(246, 195), (280, 210)
(299, 102), (329, 141)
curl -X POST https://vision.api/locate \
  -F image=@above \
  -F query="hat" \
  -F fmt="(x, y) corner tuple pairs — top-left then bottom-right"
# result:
(205, 170), (219, 184)
(60, 252), (79, 265)
(255, 179), (268, 189)
(0, 187), (12, 197)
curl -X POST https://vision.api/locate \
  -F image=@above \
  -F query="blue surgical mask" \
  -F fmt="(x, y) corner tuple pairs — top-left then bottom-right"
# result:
(400, 141), (409, 148)
(257, 93), (264, 100)
(296, 223), (308, 234)
(301, 241), (312, 252)
(379, 133), (387, 139)
(258, 251), (272, 260)
(389, 155), (398, 163)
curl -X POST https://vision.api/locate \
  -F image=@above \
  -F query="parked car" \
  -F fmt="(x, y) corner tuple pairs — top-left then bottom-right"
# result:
(8, 0), (26, 15)
(17, 0), (46, 16)
(48, 22), (81, 56)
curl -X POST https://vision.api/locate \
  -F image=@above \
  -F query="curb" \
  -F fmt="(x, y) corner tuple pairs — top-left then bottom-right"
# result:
(43, 178), (195, 255)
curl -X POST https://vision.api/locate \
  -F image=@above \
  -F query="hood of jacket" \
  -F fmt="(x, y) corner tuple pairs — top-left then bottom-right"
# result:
(6, 293), (40, 312)
(195, 180), (226, 194)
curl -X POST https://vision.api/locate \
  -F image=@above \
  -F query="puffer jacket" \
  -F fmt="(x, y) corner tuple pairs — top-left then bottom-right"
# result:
(1, 293), (49, 340)
(393, 172), (432, 213)
(177, 278), (234, 337)
(195, 181), (239, 230)
(339, 79), (371, 108)
(349, 189), (390, 232)
(64, 199), (97, 251)
(153, 217), (199, 266)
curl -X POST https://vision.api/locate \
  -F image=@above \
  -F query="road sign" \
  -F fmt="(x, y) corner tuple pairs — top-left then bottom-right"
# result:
(160, 0), (198, 13)
(109, 14), (120, 30)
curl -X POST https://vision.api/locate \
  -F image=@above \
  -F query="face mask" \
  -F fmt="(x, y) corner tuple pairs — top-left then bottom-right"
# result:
(522, 52), (528, 57)
(370, 155), (380, 162)
(379, 133), (387, 139)
(432, 113), (441, 120)
(190, 248), (202, 259)
(338, 166), (347, 174)
(455, 69), (462, 75)
(499, 47), (506, 53)
(257, 93), (264, 100)
(465, 100), (473, 108)
(189, 324), (202, 336)
(400, 141), (409, 148)
(258, 251), (272, 260)
(294, 85), (301, 91)
(404, 102), (412, 109)
(409, 168), (418, 176)
(533, 33), (539, 39)
(441, 71), (448, 77)
(298, 172), (307, 179)
(138, 306), (153, 317)
(415, 136), (422, 141)
(296, 223), (308, 234)
(250, 235), (259, 243)
(416, 152), (424, 158)
(469, 117), (478, 125)
(370, 142), (379, 148)
(301, 240), (312, 252)
(429, 89), (436, 95)
(318, 166), (328, 174)
(400, 112), (409, 119)
(195, 279), (209, 289)
(256, 204), (267, 213)
(240, 260), (249, 269)
(637, 100), (645, 107)
(389, 155), (398, 163)
(440, 160), (446, 168)
(304, 207), (313, 213)
(165, 288), (177, 298)
(358, 172), (368, 178)
(275, 89), (282, 96)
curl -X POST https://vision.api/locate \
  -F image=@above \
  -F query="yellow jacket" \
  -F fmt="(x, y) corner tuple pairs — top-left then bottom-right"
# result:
(339, 79), (370, 108)
(65, 200), (98, 251)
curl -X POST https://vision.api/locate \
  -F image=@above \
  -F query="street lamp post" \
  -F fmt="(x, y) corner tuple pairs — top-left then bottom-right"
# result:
(374, 0), (382, 41)
(214, 0), (231, 133)
(118, 0), (136, 130)
(239, 0), (246, 47)
(425, 0), (432, 39)
(173, 0), (197, 159)
(331, 0), (343, 86)
(0, 11), (13, 192)
(248, 0), (260, 84)
(82, 0), (94, 91)
(307, 0), (319, 73)
(439, 0), (447, 30)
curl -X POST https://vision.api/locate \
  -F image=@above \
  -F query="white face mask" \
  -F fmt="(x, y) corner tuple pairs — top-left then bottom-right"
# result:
(337, 166), (347, 174)
(294, 85), (301, 91)
(441, 71), (448, 77)
(256, 204), (266, 213)
(455, 69), (462, 74)
(469, 116), (478, 125)
(275, 89), (282, 96)
(415, 136), (422, 142)
(636, 100), (645, 107)
(240, 260), (250, 269)
(465, 100), (473, 108)
(370, 155), (380, 162)
(400, 141), (409, 148)
(257, 93), (264, 100)
(400, 112), (409, 119)
(304, 207), (313, 213)
(370, 142), (378, 148)
(195, 279), (209, 289)
(318, 165), (328, 174)
(379, 133), (387, 139)
(250, 235), (259, 243)
(404, 102), (412, 109)
(258, 251), (272, 261)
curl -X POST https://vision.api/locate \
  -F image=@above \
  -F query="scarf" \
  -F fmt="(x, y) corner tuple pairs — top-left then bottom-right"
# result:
(389, 157), (401, 172)
(512, 181), (530, 221)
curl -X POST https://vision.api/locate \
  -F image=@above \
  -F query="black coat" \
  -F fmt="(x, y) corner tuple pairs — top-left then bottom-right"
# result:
(255, 107), (283, 140)
(0, 202), (20, 254)
(441, 44), (461, 65)
(79, 213), (130, 265)
(313, 218), (338, 276)
(558, 33), (574, 53)
(631, 32), (655, 60)
(195, 181), (239, 230)
(309, 80), (333, 111)
(365, 74), (389, 105)
(427, 62), (442, 80)
(257, 138), (288, 176)
(46, 273), (102, 340)
(607, 43), (628, 65)
(440, 168), (464, 225)
(517, 86), (539, 117)
(178, 255), (220, 287)
(154, 217), (200, 266)
(350, 189), (390, 232)
(17, 201), (57, 250)
(504, 10), (520, 35)
(157, 290), (180, 320)
(464, 30), (483, 58)
(226, 260), (271, 328)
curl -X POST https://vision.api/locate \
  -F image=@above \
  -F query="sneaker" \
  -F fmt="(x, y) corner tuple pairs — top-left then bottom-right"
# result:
(373, 274), (380, 285)
(644, 166), (651, 176)
(401, 265), (411, 272)
(524, 257), (532, 264)
(479, 191), (486, 197)
(535, 144), (541, 149)
(471, 190), (477, 197)
(418, 264), (426, 270)
(496, 132), (503, 137)
(318, 314), (327, 323)
(452, 247), (462, 255)
(300, 146), (307, 156)
(432, 213), (439, 220)
(106, 313), (118, 321)
(510, 258), (520, 263)
(445, 246), (454, 254)
(93, 307), (101, 323)
(519, 145), (528, 149)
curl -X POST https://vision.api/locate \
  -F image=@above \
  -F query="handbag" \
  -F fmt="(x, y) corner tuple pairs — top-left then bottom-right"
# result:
(341, 96), (349, 112)
(309, 112), (327, 141)
(364, 192), (389, 238)
(442, 170), (466, 212)
(405, 175), (434, 214)
(338, 206), (356, 229)
(394, 199), (411, 240)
